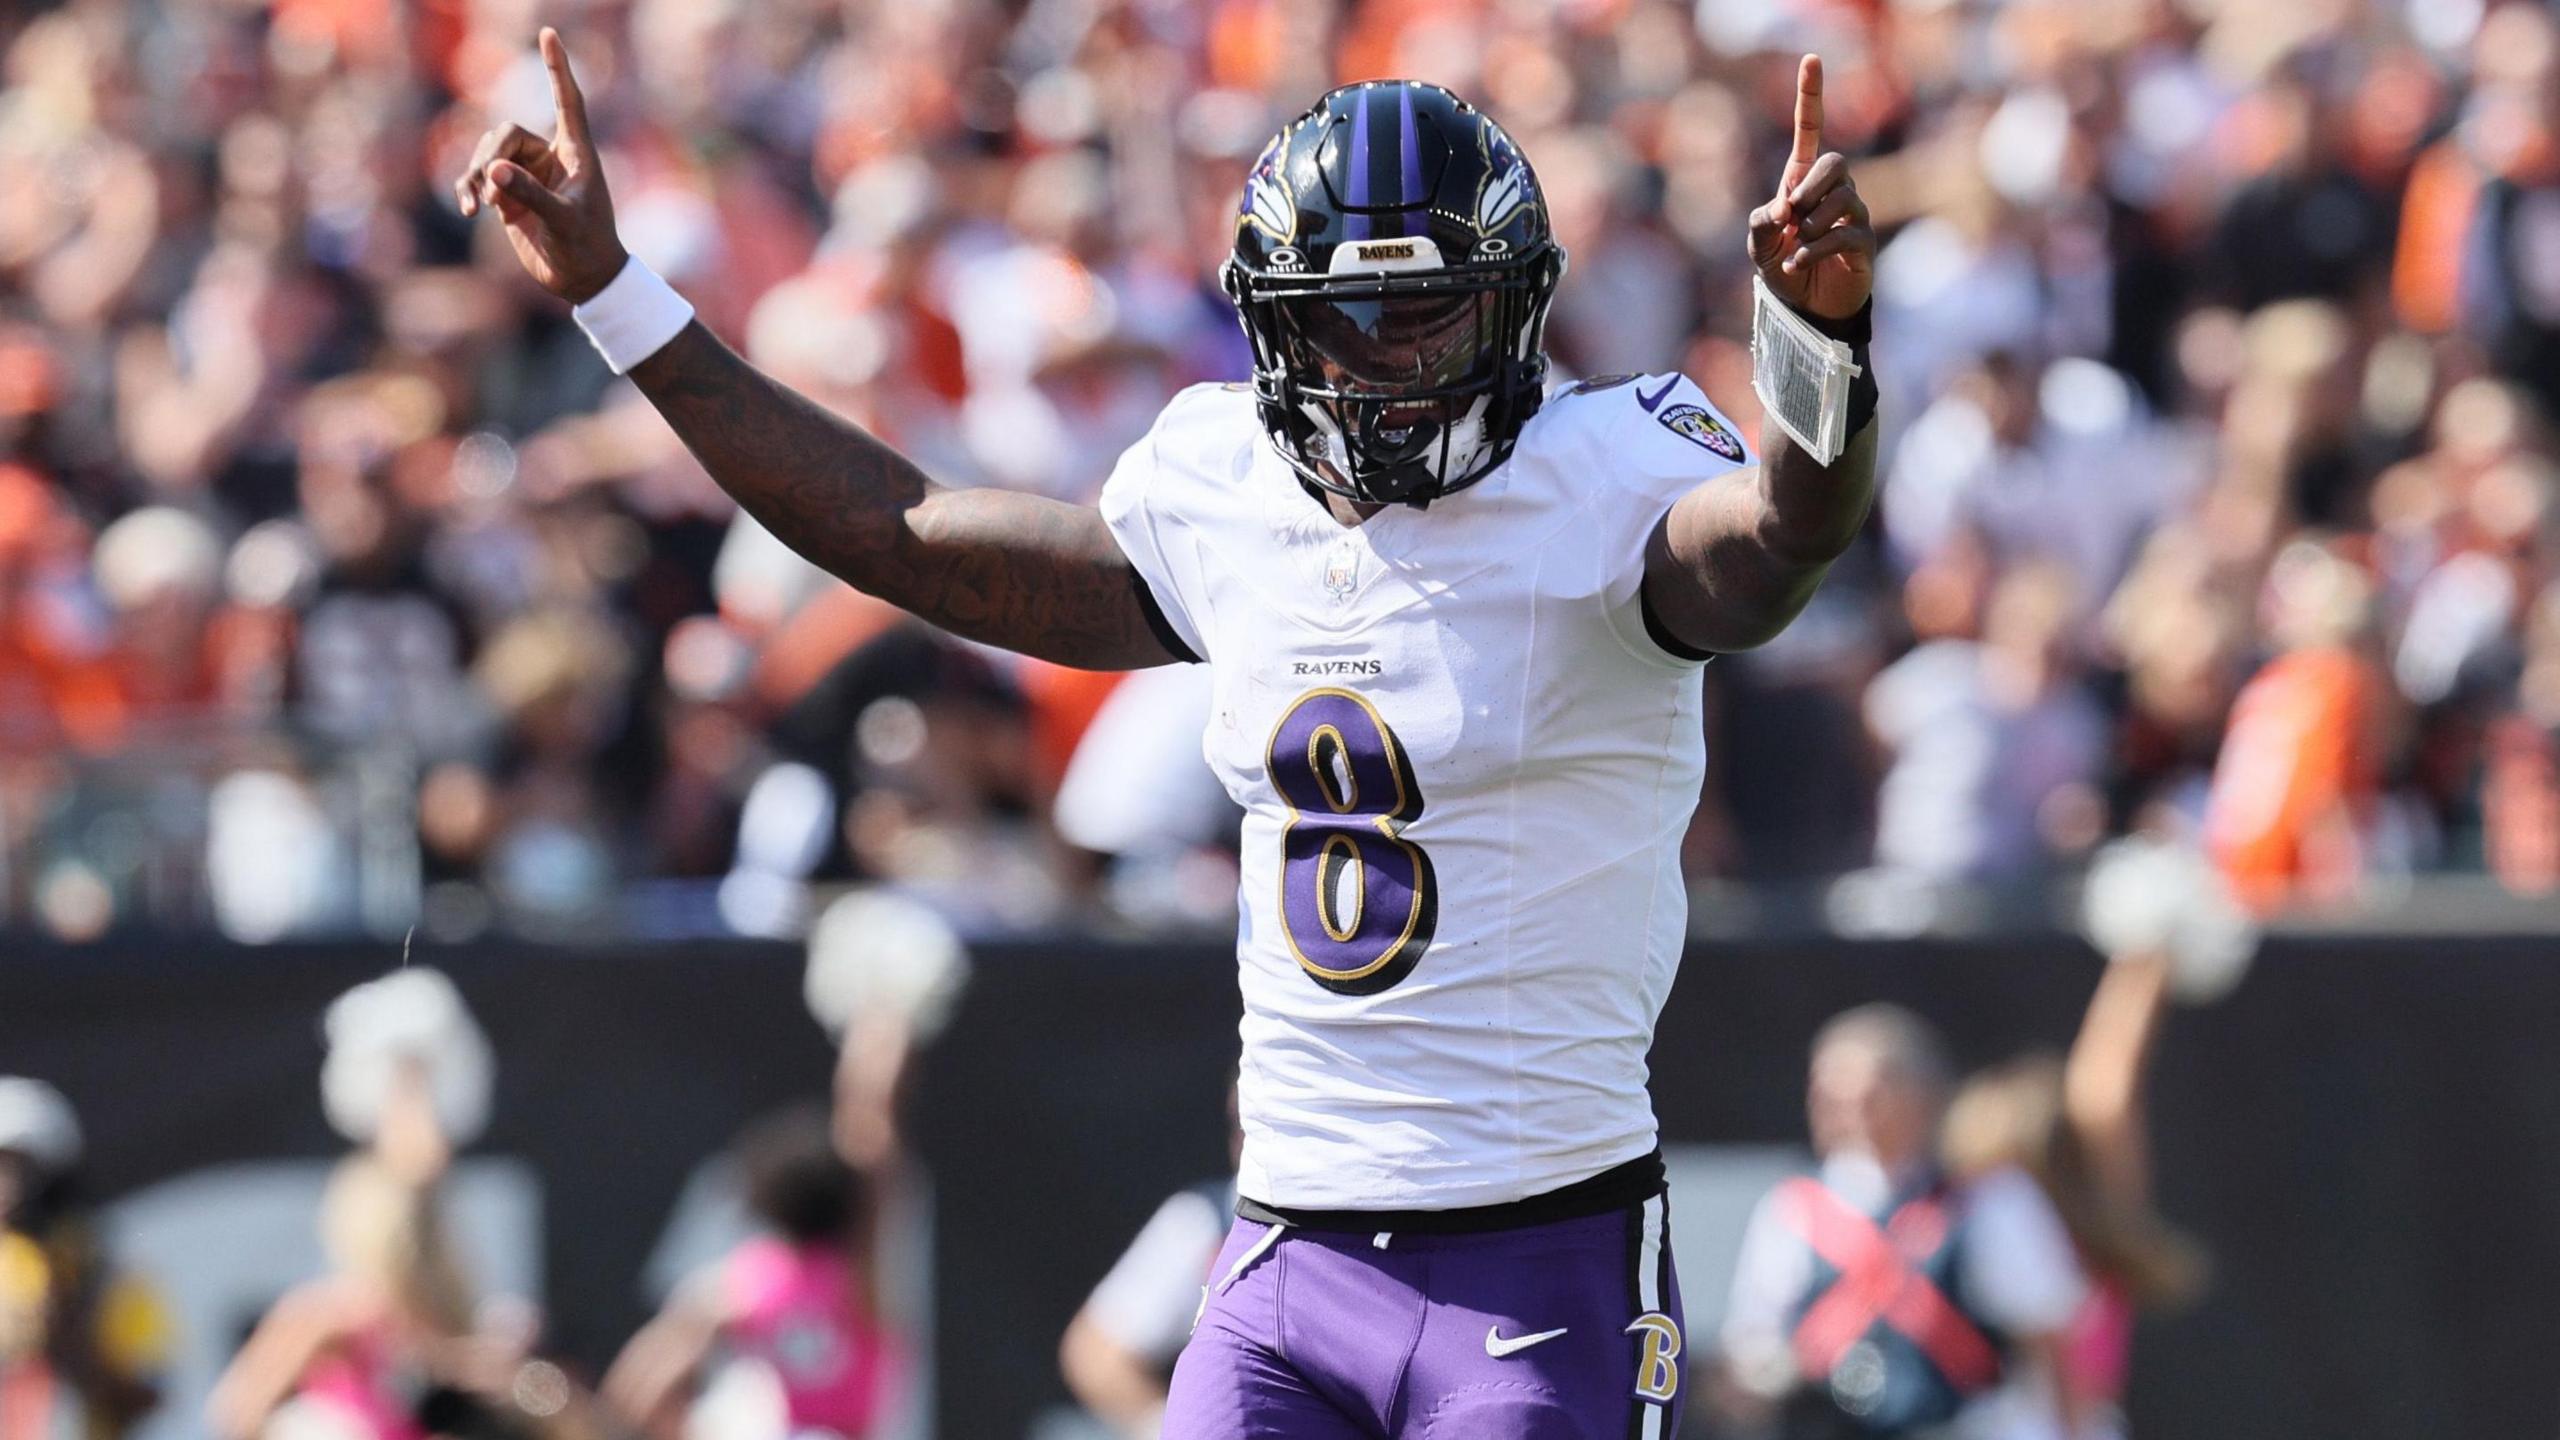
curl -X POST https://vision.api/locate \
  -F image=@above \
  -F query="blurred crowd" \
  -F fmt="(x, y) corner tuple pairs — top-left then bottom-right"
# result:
(1, 0), (2551, 941)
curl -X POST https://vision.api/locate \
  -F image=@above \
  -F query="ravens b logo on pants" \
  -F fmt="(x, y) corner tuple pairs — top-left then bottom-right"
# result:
(1626, 1311), (1683, 1402)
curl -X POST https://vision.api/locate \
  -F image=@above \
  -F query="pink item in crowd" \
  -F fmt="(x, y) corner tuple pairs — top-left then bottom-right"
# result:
(722, 1236), (904, 1436)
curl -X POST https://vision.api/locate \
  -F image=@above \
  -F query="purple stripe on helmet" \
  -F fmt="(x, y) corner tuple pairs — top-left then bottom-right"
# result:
(1343, 93), (1372, 241)
(1397, 85), (1423, 237)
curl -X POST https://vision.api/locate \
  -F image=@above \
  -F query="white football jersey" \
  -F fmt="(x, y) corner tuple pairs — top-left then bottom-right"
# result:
(1101, 373), (1754, 1210)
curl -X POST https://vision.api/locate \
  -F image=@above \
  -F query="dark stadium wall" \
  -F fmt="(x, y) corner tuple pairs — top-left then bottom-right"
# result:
(0, 942), (833, 1378)
(5, 936), (2555, 1440)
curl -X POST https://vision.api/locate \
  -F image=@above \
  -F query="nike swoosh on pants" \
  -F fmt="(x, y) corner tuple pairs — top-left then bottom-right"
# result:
(1484, 1325), (1570, 1357)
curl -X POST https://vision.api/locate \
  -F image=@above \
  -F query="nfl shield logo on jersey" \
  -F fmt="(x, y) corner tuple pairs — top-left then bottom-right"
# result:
(1324, 538), (1360, 601)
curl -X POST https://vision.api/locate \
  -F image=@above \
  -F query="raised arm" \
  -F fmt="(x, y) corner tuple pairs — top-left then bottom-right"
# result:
(2063, 945), (2174, 1208)
(1644, 54), (1880, 655)
(623, 325), (1178, 668)
(457, 31), (1180, 672)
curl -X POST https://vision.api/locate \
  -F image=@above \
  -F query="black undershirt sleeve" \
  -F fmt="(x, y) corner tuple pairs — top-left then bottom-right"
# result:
(1639, 584), (1718, 663)
(1128, 567), (1202, 664)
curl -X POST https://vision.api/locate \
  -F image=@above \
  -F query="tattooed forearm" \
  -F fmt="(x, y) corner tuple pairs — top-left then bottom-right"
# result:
(627, 323), (1177, 670)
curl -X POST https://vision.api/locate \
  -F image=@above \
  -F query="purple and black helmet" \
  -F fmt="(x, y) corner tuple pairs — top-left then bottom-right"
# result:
(1224, 81), (1566, 507)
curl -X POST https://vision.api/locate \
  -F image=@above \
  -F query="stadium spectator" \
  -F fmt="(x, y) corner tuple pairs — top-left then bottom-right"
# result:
(0, 0), (2555, 936)
(208, 968), (526, 1440)
(603, 889), (956, 1438)
(1945, 1040), (2191, 1434)
(0, 1077), (168, 1440)
(207, 1069), (476, 1440)
(603, 1108), (908, 1440)
(1931, 834), (2250, 1439)
(2455, 4), (2560, 419)
(1716, 1006), (2091, 1440)
(2203, 539), (2390, 910)
(1867, 562), (2106, 881)
(1941, 1037), (2202, 1440)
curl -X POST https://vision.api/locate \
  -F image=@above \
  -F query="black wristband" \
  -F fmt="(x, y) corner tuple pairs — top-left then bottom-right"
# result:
(1800, 300), (1872, 345)
(1800, 300), (1878, 438)
(1845, 345), (1877, 437)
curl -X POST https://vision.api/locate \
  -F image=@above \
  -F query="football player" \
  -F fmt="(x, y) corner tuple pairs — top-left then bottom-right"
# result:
(461, 34), (1878, 1438)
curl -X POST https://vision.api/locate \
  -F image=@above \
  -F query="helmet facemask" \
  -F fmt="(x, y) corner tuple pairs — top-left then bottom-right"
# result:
(1229, 248), (1562, 507)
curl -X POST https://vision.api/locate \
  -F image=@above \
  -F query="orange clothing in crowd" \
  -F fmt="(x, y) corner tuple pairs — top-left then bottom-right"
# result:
(749, 588), (909, 715)
(2204, 646), (2382, 911)
(270, 0), (403, 70)
(0, 622), (121, 753)
(1016, 661), (1123, 793)
(0, 617), (225, 757)
(2393, 140), (2482, 335)
(1334, 0), (1489, 84)
(1206, 0), (1289, 94)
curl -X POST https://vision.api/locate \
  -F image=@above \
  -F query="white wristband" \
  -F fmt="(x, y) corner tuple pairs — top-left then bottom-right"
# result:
(572, 257), (695, 375)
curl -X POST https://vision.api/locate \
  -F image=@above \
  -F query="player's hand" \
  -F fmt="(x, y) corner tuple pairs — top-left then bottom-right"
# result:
(455, 28), (626, 305)
(1746, 55), (1875, 322)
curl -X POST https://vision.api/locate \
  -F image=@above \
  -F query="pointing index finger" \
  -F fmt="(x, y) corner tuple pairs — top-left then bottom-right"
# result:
(540, 28), (593, 155)
(1790, 53), (1824, 170)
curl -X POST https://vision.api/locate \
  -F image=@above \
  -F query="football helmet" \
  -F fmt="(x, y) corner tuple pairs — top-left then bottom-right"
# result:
(1224, 82), (1565, 506)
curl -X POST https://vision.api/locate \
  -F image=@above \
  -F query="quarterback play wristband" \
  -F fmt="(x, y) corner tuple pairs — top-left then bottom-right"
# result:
(1750, 275), (1870, 465)
(572, 257), (694, 375)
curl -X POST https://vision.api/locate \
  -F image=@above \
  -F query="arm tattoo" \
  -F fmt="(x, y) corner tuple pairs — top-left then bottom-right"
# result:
(627, 323), (1179, 670)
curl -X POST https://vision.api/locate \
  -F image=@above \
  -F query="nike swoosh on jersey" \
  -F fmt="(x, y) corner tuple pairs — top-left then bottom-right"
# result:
(1484, 1326), (1570, 1358)
(1635, 376), (1680, 413)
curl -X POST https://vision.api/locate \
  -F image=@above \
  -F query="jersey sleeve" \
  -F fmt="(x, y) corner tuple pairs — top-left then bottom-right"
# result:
(1573, 372), (1756, 667)
(1097, 390), (1220, 665)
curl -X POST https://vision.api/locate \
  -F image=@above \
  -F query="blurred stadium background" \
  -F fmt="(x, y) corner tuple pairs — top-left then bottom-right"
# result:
(4, 0), (2559, 1437)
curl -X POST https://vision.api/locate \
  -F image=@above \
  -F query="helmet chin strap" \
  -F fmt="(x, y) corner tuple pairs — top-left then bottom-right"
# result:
(1295, 394), (1494, 506)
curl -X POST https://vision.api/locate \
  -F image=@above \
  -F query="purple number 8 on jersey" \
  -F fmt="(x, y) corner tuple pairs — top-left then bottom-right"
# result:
(1266, 688), (1438, 995)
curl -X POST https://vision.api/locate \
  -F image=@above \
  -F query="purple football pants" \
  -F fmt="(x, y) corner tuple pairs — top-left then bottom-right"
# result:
(1162, 1193), (1685, 1439)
